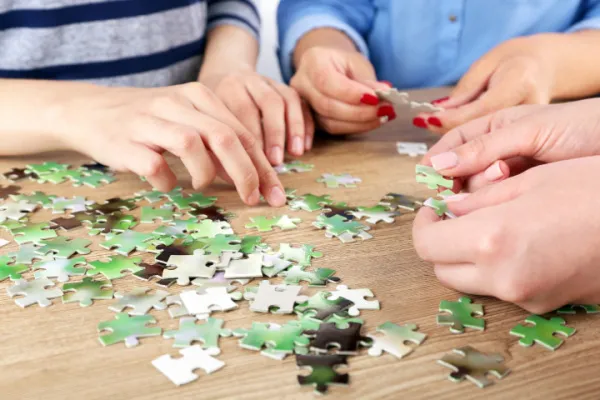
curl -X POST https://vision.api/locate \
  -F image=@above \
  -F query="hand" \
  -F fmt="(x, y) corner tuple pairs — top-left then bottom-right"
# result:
(53, 82), (286, 207)
(422, 99), (600, 191)
(291, 46), (392, 134)
(416, 35), (558, 133)
(201, 68), (314, 165)
(413, 157), (600, 313)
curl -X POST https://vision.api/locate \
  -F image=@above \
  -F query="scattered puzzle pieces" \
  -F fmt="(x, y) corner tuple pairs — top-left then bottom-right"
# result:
(397, 142), (428, 157)
(280, 265), (340, 286)
(295, 291), (358, 320)
(510, 315), (576, 351)
(438, 346), (510, 388)
(437, 297), (485, 334)
(304, 322), (372, 355)
(12, 222), (58, 245)
(180, 287), (242, 316)
(329, 285), (379, 315)
(98, 313), (161, 347)
(234, 321), (310, 354)
(288, 193), (333, 212)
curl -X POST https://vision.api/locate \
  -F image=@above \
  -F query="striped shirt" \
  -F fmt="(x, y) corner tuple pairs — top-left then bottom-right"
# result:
(0, 0), (260, 87)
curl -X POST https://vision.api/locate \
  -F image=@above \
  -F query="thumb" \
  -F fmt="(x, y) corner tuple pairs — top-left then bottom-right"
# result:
(447, 174), (524, 216)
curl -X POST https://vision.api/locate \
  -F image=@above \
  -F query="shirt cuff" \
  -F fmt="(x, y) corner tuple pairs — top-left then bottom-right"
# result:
(566, 18), (600, 33)
(279, 14), (369, 82)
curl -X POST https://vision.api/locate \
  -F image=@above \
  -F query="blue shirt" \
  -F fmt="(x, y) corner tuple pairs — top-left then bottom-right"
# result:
(277, 0), (600, 88)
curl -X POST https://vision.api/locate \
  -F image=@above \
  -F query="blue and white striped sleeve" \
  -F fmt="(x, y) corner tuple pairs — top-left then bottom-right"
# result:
(567, 0), (600, 32)
(207, 0), (261, 40)
(277, 0), (375, 82)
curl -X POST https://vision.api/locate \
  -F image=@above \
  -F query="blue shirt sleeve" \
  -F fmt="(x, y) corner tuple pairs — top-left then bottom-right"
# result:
(277, 0), (374, 82)
(207, 0), (261, 40)
(567, 0), (600, 32)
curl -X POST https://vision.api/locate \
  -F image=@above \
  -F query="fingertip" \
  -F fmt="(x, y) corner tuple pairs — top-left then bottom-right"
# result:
(247, 188), (261, 206)
(267, 186), (287, 207)
(290, 136), (304, 156)
(268, 146), (284, 166)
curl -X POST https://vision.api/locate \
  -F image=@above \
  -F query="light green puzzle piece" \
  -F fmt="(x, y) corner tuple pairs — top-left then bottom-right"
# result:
(26, 162), (69, 176)
(164, 317), (232, 351)
(510, 315), (576, 350)
(313, 214), (368, 237)
(437, 297), (485, 333)
(36, 237), (92, 258)
(10, 191), (56, 207)
(416, 165), (454, 190)
(87, 256), (143, 280)
(280, 265), (339, 287)
(71, 169), (116, 188)
(188, 220), (233, 239)
(233, 321), (310, 353)
(288, 194), (333, 212)
(101, 230), (155, 255)
(140, 205), (175, 223)
(32, 257), (87, 282)
(556, 304), (600, 314)
(424, 197), (449, 217)
(240, 235), (269, 254)
(36, 170), (82, 185)
(279, 243), (323, 267)
(12, 222), (58, 245)
(316, 173), (361, 189)
(87, 213), (137, 236)
(0, 256), (28, 281)
(135, 187), (182, 203)
(295, 291), (357, 320)
(200, 234), (241, 255)
(62, 277), (114, 307)
(168, 193), (217, 210)
(367, 322), (427, 359)
(245, 215), (302, 232)
(98, 313), (161, 347)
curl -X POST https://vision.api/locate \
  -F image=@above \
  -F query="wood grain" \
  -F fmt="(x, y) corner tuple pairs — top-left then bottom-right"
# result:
(0, 88), (597, 400)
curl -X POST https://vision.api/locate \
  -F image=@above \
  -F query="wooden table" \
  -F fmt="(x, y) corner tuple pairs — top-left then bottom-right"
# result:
(0, 88), (598, 400)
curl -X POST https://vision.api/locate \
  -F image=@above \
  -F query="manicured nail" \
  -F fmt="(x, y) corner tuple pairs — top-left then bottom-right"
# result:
(292, 136), (303, 155)
(305, 135), (313, 150)
(430, 152), (458, 171)
(432, 96), (449, 105)
(269, 146), (283, 165)
(484, 161), (504, 181)
(269, 186), (287, 207)
(360, 94), (379, 106)
(412, 117), (427, 129)
(428, 116), (443, 128)
(248, 188), (261, 204)
(444, 193), (469, 202)
(380, 80), (393, 87)
(377, 105), (396, 121)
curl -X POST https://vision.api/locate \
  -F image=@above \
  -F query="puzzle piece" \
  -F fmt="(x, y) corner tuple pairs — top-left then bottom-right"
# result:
(10, 191), (56, 207)
(288, 193), (333, 212)
(6, 278), (63, 307)
(0, 255), (28, 281)
(375, 88), (443, 113)
(280, 265), (340, 286)
(379, 193), (424, 212)
(424, 197), (453, 218)
(25, 162), (69, 176)
(233, 321), (310, 353)
(32, 257), (87, 282)
(187, 220), (234, 239)
(277, 243), (323, 267)
(35, 169), (82, 185)
(316, 173), (362, 189)
(3, 167), (31, 181)
(164, 317), (232, 352)
(295, 291), (358, 320)
(367, 322), (426, 359)
(245, 215), (302, 232)
(98, 313), (161, 347)
(86, 213), (137, 235)
(80, 162), (110, 173)
(556, 304), (600, 314)
(166, 294), (191, 318)
(70, 169), (116, 188)
(152, 218), (190, 238)
(11, 222), (58, 245)
(135, 187), (182, 203)
(396, 142), (428, 157)
(0, 218), (27, 232)
(186, 205), (235, 222)
(223, 253), (264, 279)
(200, 234), (242, 256)
(350, 205), (400, 224)
(180, 287), (242, 316)
(62, 277), (114, 307)
(510, 315), (576, 350)
(165, 254), (218, 285)
(416, 165), (454, 190)
(274, 160), (314, 174)
(304, 322), (372, 355)
(87, 197), (137, 215)
(296, 354), (349, 395)
(133, 262), (177, 287)
(244, 280), (308, 314)
(313, 214), (372, 243)
(108, 287), (168, 315)
(438, 346), (510, 388)
(50, 196), (94, 214)
(50, 216), (84, 231)
(140, 205), (175, 223)
(298, 313), (363, 331)
(36, 237), (92, 258)
(87, 255), (143, 280)
(152, 238), (209, 264)
(8, 243), (53, 264)
(329, 285), (379, 315)
(321, 203), (356, 220)
(100, 230), (155, 255)
(0, 185), (21, 199)
(0, 200), (36, 223)
(192, 271), (250, 293)
(261, 252), (293, 277)
(240, 235), (269, 254)
(437, 297), (485, 333)
(168, 193), (217, 210)
(152, 345), (225, 386)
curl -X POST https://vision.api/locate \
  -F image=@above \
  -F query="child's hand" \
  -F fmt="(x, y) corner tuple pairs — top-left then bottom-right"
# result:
(417, 36), (558, 133)
(290, 46), (392, 134)
(413, 157), (600, 313)
(201, 69), (314, 165)
(421, 100), (600, 192)
(55, 82), (286, 207)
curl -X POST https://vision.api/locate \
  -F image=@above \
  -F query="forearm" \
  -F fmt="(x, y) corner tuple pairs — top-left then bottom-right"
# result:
(198, 25), (259, 83)
(293, 28), (358, 69)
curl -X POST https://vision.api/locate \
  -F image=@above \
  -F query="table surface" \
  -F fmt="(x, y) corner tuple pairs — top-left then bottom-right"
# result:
(0, 88), (598, 400)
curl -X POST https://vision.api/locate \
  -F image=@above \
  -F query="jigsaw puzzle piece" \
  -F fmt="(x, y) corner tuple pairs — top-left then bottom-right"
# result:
(415, 165), (454, 191)
(109, 287), (168, 315)
(278, 243), (322, 267)
(350, 205), (400, 224)
(6, 278), (63, 308)
(0, 256), (28, 281)
(280, 265), (340, 286)
(223, 253), (264, 279)
(296, 354), (349, 395)
(328, 285), (379, 315)
(98, 313), (161, 347)
(510, 315), (576, 350)
(367, 322), (426, 359)
(152, 345), (225, 386)
(243, 280), (308, 314)
(62, 277), (114, 307)
(295, 291), (357, 320)
(437, 297), (485, 333)
(304, 322), (372, 355)
(233, 321), (310, 353)
(316, 173), (362, 189)
(556, 304), (600, 314)
(438, 346), (510, 388)
(165, 254), (218, 285)
(164, 317), (232, 352)
(32, 257), (87, 282)
(179, 287), (242, 316)
(36, 237), (92, 258)
(11, 222), (57, 245)
(87, 256), (143, 280)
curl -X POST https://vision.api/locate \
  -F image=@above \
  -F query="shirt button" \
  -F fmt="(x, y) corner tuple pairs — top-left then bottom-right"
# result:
(448, 14), (457, 22)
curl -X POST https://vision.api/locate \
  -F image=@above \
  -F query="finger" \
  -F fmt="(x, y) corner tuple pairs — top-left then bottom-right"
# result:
(120, 142), (177, 192)
(302, 100), (315, 150)
(443, 58), (496, 109)
(246, 79), (287, 165)
(316, 115), (383, 135)
(313, 68), (379, 105)
(272, 82), (306, 157)
(219, 84), (264, 151)
(447, 174), (524, 216)
(132, 116), (217, 190)
(359, 79), (394, 92)
(434, 263), (492, 296)
(463, 157), (538, 192)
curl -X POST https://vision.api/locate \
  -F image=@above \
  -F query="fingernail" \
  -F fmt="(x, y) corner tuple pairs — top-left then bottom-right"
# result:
(380, 80), (393, 87)
(269, 146), (283, 165)
(269, 186), (287, 207)
(430, 152), (458, 171)
(428, 116), (443, 128)
(305, 135), (313, 150)
(484, 161), (504, 181)
(248, 188), (261, 204)
(432, 96), (449, 105)
(412, 117), (428, 129)
(360, 93), (379, 106)
(377, 105), (396, 121)
(292, 136), (303, 155)
(444, 193), (469, 202)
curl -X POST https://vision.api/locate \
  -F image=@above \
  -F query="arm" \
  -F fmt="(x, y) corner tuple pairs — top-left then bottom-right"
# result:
(277, 0), (374, 82)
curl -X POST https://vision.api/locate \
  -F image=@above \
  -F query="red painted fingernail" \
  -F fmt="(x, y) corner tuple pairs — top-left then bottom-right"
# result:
(412, 117), (427, 129)
(377, 105), (396, 119)
(431, 96), (449, 105)
(428, 117), (443, 127)
(380, 80), (393, 87)
(360, 94), (379, 106)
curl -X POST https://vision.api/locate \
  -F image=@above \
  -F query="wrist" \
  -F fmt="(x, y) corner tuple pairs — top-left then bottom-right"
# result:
(293, 28), (358, 70)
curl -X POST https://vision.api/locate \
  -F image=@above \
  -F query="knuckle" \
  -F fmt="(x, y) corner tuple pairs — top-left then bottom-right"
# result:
(463, 136), (488, 160)
(497, 275), (534, 304)
(315, 97), (335, 117)
(213, 129), (238, 150)
(260, 93), (284, 109)
(475, 225), (505, 260)
(241, 168), (260, 189)
(195, 165), (217, 189)
(172, 130), (197, 152)
(237, 129), (258, 150)
(142, 154), (164, 177)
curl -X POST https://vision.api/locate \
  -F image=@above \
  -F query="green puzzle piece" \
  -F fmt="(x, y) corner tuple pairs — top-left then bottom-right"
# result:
(279, 243), (323, 267)
(98, 313), (161, 347)
(295, 291), (356, 320)
(62, 277), (114, 307)
(32, 257), (87, 282)
(280, 265), (339, 286)
(275, 160), (314, 174)
(415, 165), (454, 190)
(437, 297), (485, 333)
(316, 173), (361, 189)
(424, 197), (449, 217)
(297, 313), (363, 330)
(0, 256), (28, 281)
(314, 214), (367, 237)
(36, 170), (82, 185)
(88, 256), (143, 280)
(200, 234), (241, 255)
(510, 315), (576, 351)
(168, 193), (217, 210)
(296, 354), (349, 395)
(71, 169), (115, 188)
(12, 222), (58, 245)
(164, 317), (232, 351)
(557, 304), (600, 314)
(10, 191), (56, 207)
(187, 220), (233, 239)
(101, 230), (155, 255)
(135, 187), (182, 203)
(288, 194), (333, 212)
(240, 236), (269, 254)
(245, 215), (302, 232)
(140, 206), (175, 223)
(26, 162), (69, 176)
(36, 237), (92, 258)
(233, 321), (310, 353)
(87, 213), (137, 236)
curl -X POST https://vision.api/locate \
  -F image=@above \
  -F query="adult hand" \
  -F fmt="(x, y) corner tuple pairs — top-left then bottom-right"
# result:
(413, 157), (600, 313)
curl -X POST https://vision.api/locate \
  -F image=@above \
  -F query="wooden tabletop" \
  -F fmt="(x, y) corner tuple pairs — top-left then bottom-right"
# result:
(0, 88), (598, 400)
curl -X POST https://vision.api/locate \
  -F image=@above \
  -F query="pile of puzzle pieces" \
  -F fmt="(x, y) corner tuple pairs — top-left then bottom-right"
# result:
(0, 158), (594, 396)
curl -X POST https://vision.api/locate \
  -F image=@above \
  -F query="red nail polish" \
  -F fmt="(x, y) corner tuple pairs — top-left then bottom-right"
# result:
(360, 94), (379, 106)
(377, 105), (395, 118)
(412, 117), (427, 129)
(428, 117), (442, 127)
(431, 96), (449, 105)
(380, 80), (393, 87)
